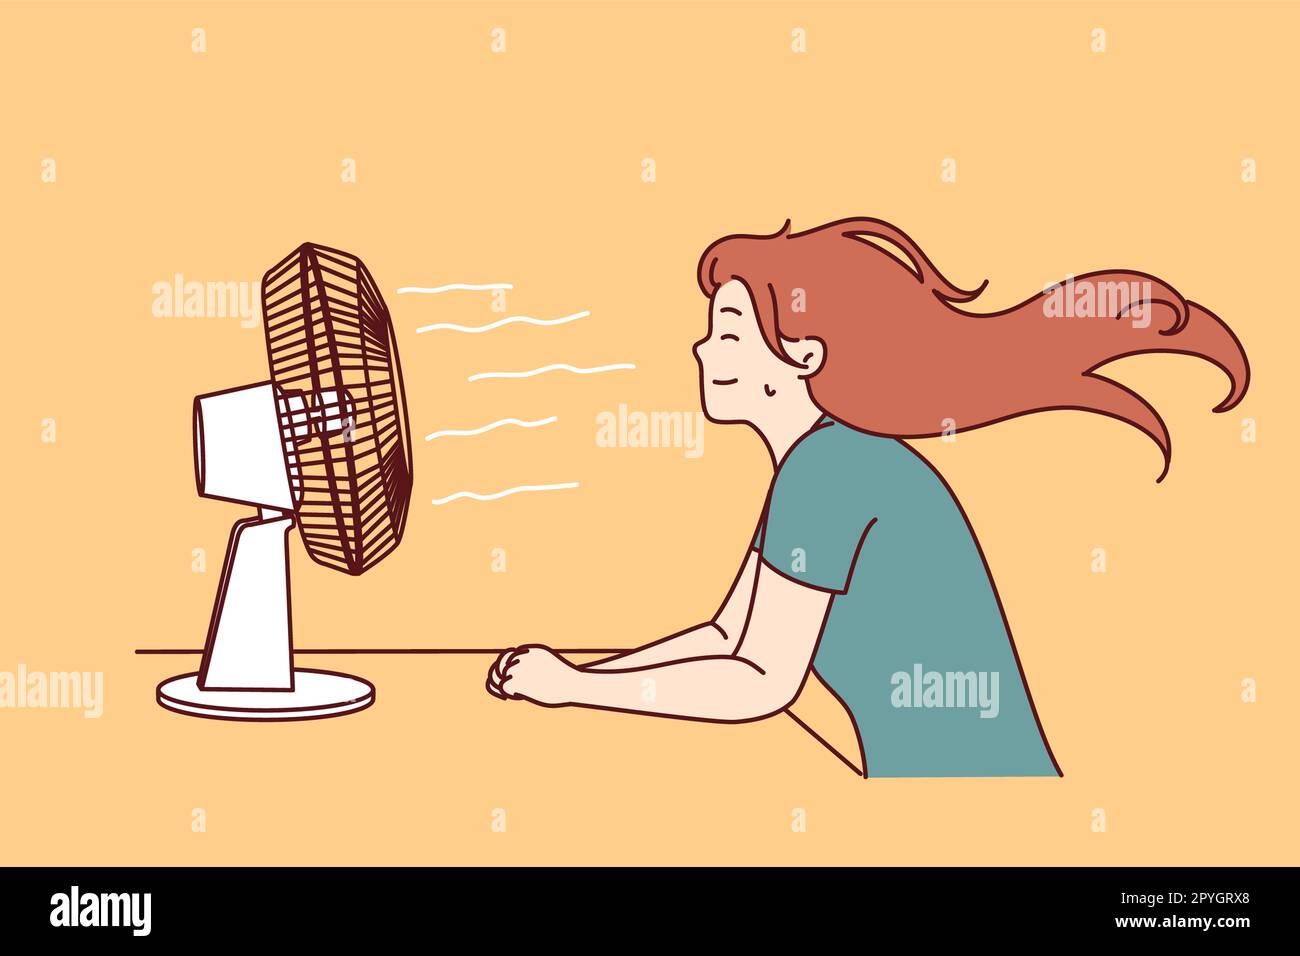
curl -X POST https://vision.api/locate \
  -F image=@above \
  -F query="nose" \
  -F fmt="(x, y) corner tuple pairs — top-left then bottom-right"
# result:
(692, 337), (708, 362)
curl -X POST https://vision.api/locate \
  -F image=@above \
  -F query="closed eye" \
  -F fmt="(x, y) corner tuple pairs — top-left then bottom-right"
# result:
(720, 334), (739, 342)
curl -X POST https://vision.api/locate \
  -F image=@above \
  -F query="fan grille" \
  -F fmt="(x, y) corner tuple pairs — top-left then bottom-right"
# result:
(261, 242), (413, 575)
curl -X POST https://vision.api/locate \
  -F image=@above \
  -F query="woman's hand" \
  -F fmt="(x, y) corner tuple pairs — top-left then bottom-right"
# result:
(484, 644), (579, 707)
(484, 648), (516, 699)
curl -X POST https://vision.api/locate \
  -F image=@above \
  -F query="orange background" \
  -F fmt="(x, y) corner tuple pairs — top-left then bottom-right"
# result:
(0, 0), (1294, 865)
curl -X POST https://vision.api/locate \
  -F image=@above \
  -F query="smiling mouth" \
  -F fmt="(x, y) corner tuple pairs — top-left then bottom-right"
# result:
(711, 378), (739, 386)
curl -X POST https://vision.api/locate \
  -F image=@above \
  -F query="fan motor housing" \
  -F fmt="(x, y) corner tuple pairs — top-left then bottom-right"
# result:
(193, 383), (295, 512)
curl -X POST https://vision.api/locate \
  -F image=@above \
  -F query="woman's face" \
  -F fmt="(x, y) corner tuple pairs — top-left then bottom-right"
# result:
(693, 279), (817, 424)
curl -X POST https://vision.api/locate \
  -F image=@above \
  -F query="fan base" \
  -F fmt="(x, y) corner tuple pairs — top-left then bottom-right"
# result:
(157, 668), (374, 721)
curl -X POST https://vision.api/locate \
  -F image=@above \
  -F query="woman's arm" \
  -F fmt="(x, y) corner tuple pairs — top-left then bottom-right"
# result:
(490, 561), (833, 722)
(580, 547), (761, 671)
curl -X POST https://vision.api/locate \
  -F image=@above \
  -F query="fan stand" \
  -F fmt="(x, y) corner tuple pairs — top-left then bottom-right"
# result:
(157, 509), (375, 721)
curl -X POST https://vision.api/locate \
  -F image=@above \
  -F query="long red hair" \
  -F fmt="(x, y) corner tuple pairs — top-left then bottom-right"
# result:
(697, 218), (1249, 480)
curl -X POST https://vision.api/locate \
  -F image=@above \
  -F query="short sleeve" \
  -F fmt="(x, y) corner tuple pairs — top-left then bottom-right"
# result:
(759, 427), (877, 594)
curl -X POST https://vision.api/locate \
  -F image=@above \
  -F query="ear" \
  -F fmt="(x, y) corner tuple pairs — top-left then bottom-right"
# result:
(787, 336), (826, 379)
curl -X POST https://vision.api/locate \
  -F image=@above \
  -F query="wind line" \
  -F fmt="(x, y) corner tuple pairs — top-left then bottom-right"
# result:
(416, 310), (589, 334)
(431, 482), (580, 505)
(425, 416), (558, 441)
(397, 282), (513, 294)
(467, 363), (636, 382)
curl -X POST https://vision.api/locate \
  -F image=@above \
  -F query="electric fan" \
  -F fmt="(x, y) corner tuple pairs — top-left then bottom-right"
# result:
(157, 242), (413, 720)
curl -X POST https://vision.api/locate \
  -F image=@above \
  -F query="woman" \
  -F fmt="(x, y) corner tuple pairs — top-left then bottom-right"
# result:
(485, 217), (1249, 778)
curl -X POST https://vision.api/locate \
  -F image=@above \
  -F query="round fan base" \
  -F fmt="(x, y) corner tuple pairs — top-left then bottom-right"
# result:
(157, 669), (375, 721)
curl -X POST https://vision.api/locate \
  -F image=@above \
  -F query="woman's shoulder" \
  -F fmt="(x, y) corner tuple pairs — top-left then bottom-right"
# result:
(782, 417), (944, 497)
(789, 416), (914, 468)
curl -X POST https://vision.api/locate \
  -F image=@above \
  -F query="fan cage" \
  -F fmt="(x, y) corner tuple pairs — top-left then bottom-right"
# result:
(261, 242), (413, 575)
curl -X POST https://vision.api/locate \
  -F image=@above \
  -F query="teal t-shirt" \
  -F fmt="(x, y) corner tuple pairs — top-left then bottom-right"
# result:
(754, 416), (1059, 778)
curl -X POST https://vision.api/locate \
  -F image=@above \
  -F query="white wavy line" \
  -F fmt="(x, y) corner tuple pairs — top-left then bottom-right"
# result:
(431, 482), (579, 505)
(416, 310), (589, 335)
(468, 362), (636, 383)
(425, 416), (558, 441)
(397, 282), (513, 294)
